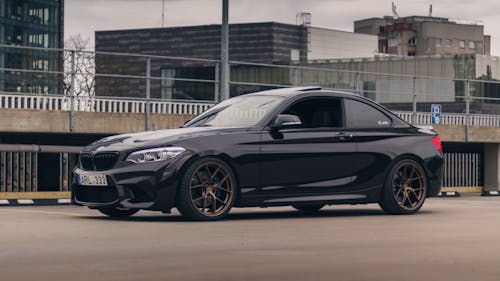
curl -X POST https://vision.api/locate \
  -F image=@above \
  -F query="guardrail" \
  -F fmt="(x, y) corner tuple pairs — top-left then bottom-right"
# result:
(0, 93), (212, 115)
(2, 92), (500, 127)
(394, 111), (500, 127)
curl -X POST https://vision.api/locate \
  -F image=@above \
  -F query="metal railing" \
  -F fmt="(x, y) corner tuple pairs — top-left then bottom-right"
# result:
(443, 153), (482, 187)
(394, 111), (500, 126)
(0, 92), (212, 115)
(0, 145), (81, 193)
(2, 91), (500, 127)
(1, 91), (500, 127)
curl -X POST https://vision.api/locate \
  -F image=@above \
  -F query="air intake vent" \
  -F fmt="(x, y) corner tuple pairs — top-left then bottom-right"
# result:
(80, 153), (120, 171)
(80, 154), (94, 170)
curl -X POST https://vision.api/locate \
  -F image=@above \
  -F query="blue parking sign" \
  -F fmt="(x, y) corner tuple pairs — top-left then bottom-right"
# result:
(431, 104), (442, 125)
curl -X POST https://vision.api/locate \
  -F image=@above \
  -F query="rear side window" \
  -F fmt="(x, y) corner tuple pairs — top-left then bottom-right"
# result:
(345, 99), (392, 128)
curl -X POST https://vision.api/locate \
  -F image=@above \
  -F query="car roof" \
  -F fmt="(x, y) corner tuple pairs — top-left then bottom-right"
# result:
(244, 86), (411, 128)
(245, 86), (361, 99)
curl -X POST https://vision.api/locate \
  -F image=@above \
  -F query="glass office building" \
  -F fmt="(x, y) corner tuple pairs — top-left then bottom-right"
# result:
(0, 0), (63, 95)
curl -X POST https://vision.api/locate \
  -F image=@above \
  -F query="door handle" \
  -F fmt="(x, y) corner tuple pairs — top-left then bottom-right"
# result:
(338, 132), (353, 141)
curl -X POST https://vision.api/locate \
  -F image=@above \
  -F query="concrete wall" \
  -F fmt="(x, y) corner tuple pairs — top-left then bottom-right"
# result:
(420, 22), (484, 56)
(308, 27), (378, 60)
(0, 109), (193, 134)
(484, 143), (500, 191)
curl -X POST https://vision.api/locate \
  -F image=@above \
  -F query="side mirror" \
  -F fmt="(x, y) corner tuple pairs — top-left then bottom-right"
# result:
(271, 114), (302, 129)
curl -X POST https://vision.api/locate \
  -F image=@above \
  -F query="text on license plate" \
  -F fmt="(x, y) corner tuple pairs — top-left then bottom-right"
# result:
(78, 174), (108, 186)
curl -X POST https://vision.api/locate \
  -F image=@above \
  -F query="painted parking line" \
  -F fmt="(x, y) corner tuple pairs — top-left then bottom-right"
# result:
(0, 208), (88, 217)
(17, 199), (34, 205)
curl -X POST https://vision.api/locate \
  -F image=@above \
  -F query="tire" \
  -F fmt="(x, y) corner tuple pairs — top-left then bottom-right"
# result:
(97, 207), (139, 218)
(176, 157), (237, 221)
(379, 159), (428, 215)
(292, 204), (325, 212)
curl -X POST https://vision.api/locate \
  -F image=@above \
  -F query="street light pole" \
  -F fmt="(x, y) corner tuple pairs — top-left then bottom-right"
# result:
(220, 0), (230, 101)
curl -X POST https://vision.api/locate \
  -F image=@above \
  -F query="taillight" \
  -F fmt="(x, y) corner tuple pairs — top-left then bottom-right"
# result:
(432, 136), (443, 152)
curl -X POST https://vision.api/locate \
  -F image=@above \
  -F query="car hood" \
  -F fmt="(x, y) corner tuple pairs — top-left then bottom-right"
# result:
(83, 126), (246, 153)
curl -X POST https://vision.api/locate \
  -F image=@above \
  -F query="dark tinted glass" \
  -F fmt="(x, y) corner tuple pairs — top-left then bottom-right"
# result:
(345, 99), (392, 128)
(283, 98), (343, 128)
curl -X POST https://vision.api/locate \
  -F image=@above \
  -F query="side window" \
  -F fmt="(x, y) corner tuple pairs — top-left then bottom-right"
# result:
(282, 98), (344, 128)
(345, 99), (392, 128)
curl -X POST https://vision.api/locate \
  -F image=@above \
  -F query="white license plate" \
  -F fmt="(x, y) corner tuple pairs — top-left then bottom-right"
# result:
(77, 173), (108, 186)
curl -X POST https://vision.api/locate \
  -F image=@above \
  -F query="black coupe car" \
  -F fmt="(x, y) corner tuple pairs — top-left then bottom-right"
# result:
(72, 87), (444, 221)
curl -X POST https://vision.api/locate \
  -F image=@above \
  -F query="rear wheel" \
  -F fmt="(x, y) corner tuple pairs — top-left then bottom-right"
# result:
(97, 207), (139, 218)
(379, 159), (428, 215)
(292, 204), (325, 212)
(176, 157), (237, 221)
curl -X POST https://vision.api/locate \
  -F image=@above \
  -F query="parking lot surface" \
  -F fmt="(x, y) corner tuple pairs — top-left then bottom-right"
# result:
(1, 197), (500, 281)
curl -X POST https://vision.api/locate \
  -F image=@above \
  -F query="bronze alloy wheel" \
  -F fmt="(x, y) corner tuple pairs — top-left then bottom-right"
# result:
(391, 161), (427, 211)
(188, 161), (235, 218)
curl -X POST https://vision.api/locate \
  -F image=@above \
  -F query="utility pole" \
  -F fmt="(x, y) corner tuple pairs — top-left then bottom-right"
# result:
(162, 0), (165, 27)
(220, 0), (230, 101)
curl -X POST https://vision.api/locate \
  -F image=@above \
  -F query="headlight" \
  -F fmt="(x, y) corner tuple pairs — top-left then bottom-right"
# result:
(126, 147), (186, 163)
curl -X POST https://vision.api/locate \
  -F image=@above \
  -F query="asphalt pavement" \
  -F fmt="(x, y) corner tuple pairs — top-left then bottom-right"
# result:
(1, 197), (500, 281)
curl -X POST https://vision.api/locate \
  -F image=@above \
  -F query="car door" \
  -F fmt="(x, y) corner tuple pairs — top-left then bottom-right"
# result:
(343, 97), (400, 191)
(257, 96), (357, 199)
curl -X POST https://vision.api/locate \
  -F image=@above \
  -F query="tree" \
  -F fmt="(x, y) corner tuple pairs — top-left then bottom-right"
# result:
(63, 35), (95, 96)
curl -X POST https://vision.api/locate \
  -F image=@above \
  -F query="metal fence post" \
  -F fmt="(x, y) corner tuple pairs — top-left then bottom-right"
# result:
(145, 57), (151, 131)
(355, 72), (361, 96)
(69, 50), (76, 131)
(412, 76), (417, 124)
(214, 62), (220, 102)
(465, 79), (470, 142)
(293, 66), (299, 86)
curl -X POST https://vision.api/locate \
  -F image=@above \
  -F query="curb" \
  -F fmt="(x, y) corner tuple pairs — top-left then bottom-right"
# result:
(481, 190), (500, 197)
(437, 191), (461, 197)
(0, 199), (71, 206)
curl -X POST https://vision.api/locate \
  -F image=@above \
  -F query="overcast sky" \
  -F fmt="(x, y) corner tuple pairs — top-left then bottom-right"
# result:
(65, 0), (500, 56)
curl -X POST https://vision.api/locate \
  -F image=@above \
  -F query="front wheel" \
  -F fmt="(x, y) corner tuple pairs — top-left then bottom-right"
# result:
(379, 159), (428, 215)
(97, 207), (139, 217)
(176, 157), (237, 221)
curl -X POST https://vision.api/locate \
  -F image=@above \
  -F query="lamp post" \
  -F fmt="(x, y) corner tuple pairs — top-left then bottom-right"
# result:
(219, 0), (230, 101)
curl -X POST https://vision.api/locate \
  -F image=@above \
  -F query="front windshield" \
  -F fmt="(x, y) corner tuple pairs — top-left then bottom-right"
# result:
(184, 95), (284, 127)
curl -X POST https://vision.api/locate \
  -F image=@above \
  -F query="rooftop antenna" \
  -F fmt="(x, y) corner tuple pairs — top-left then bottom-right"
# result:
(428, 4), (433, 17)
(392, 2), (400, 19)
(296, 12), (311, 26)
(162, 0), (165, 27)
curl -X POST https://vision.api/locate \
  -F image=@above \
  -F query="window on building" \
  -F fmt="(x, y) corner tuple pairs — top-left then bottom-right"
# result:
(388, 38), (399, 48)
(436, 38), (442, 47)
(379, 26), (386, 33)
(446, 39), (452, 48)
(469, 41), (475, 49)
(290, 49), (300, 62)
(160, 69), (175, 100)
(408, 37), (416, 45)
(459, 40), (465, 49)
(160, 67), (215, 100)
(407, 51), (416, 56)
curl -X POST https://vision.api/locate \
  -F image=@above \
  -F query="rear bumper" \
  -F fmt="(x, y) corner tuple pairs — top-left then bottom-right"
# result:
(426, 153), (444, 198)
